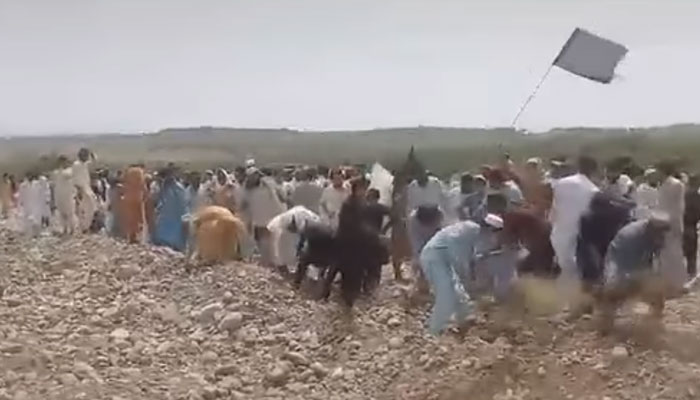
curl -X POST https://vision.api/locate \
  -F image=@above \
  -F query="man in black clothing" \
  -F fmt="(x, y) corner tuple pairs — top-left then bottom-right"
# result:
(363, 188), (393, 233)
(292, 219), (337, 290)
(325, 178), (388, 308)
(577, 191), (635, 288)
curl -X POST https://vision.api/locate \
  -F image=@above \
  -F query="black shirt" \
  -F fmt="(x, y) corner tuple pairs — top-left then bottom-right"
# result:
(363, 203), (391, 233)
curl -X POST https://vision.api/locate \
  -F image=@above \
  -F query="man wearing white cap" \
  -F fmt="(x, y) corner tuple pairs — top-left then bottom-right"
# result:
(419, 215), (504, 335)
(633, 169), (660, 220)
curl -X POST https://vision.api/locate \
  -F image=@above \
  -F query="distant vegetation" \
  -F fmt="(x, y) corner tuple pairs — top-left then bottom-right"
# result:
(1, 124), (699, 176)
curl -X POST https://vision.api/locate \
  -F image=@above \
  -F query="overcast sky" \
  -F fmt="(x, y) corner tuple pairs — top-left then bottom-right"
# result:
(0, 0), (698, 135)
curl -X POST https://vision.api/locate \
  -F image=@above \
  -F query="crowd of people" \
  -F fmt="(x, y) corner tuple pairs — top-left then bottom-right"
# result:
(1, 148), (698, 335)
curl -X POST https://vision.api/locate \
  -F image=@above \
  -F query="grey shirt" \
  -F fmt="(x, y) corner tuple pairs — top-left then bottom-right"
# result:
(605, 220), (660, 283)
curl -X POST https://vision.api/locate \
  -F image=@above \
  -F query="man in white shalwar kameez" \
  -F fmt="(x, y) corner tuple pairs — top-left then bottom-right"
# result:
(73, 148), (97, 233)
(406, 171), (447, 215)
(52, 156), (77, 235)
(633, 169), (660, 220)
(549, 156), (599, 284)
(242, 169), (287, 267)
(319, 169), (349, 230)
(267, 206), (321, 269)
(657, 162), (687, 292)
(18, 174), (44, 237)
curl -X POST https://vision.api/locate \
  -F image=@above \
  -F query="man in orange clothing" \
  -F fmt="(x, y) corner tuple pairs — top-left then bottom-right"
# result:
(187, 205), (247, 264)
(121, 165), (146, 243)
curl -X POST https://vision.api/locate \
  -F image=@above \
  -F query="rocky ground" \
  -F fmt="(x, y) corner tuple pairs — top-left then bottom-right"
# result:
(1, 226), (700, 400)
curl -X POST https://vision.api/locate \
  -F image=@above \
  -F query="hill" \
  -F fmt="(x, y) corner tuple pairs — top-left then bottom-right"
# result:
(1, 125), (699, 175)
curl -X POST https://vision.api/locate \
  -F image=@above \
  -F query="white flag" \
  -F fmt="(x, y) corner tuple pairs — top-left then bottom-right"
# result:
(368, 162), (394, 207)
(553, 28), (628, 84)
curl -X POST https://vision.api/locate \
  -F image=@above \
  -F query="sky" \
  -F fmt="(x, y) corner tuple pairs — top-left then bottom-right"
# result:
(0, 0), (698, 135)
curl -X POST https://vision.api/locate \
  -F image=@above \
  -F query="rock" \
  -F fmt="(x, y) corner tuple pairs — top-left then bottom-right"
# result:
(387, 317), (402, 328)
(611, 346), (629, 359)
(156, 341), (174, 354)
(0, 343), (24, 354)
(388, 337), (403, 349)
(218, 312), (244, 333)
(310, 362), (329, 378)
(72, 361), (103, 383)
(198, 303), (223, 325)
(229, 391), (245, 400)
(287, 382), (306, 393)
(201, 351), (218, 364)
(116, 264), (140, 280)
(537, 366), (546, 377)
(348, 340), (362, 350)
(219, 376), (242, 391)
(283, 351), (309, 366)
(200, 385), (221, 400)
(330, 367), (344, 379)
(268, 323), (286, 334)
(12, 391), (28, 400)
(110, 328), (130, 341)
(157, 302), (182, 324)
(215, 364), (238, 377)
(222, 291), (234, 304)
(58, 373), (79, 385)
(266, 363), (291, 386)
(5, 298), (21, 308)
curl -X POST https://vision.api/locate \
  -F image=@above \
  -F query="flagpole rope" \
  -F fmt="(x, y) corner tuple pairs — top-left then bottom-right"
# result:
(511, 64), (555, 129)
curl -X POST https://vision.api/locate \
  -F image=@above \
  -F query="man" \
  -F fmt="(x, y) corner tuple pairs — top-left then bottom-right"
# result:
(406, 169), (447, 215)
(52, 156), (77, 236)
(38, 175), (51, 228)
(657, 160), (687, 292)
(604, 159), (634, 199)
(212, 169), (238, 213)
(331, 177), (388, 306)
(519, 158), (551, 217)
(446, 173), (474, 223)
(106, 173), (123, 238)
(389, 170), (412, 282)
(458, 175), (488, 222)
(0, 173), (13, 219)
(599, 215), (671, 334)
(577, 192), (635, 289)
(487, 168), (524, 209)
(18, 172), (43, 238)
(684, 174), (700, 278)
(319, 168), (348, 230)
(153, 168), (189, 252)
(471, 213), (519, 302)
(408, 205), (444, 292)
(420, 219), (481, 335)
(502, 207), (558, 279)
(266, 205), (321, 273)
(242, 168), (287, 266)
(73, 148), (97, 233)
(187, 205), (247, 264)
(363, 188), (393, 234)
(290, 168), (323, 214)
(549, 156), (600, 284)
(633, 169), (660, 220)
(121, 165), (146, 243)
(183, 171), (201, 212)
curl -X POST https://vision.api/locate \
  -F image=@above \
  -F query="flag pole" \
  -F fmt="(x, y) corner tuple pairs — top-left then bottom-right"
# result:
(511, 64), (555, 128)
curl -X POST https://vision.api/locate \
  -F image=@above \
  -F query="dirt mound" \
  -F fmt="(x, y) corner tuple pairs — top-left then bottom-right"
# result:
(1, 226), (700, 399)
